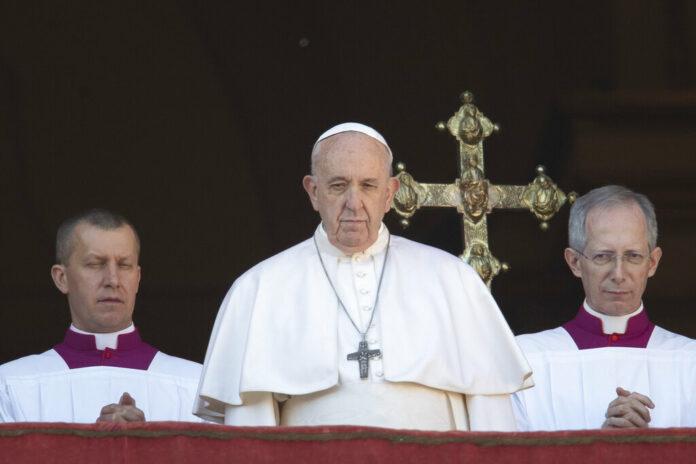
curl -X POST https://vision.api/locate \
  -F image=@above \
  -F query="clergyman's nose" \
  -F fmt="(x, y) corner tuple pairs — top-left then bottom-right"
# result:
(105, 262), (120, 286)
(610, 256), (626, 281)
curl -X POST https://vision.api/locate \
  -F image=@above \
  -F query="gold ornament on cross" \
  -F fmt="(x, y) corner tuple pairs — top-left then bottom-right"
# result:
(392, 91), (577, 289)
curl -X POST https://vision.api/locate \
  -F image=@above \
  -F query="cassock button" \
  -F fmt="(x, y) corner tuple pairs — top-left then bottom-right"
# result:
(376, 371), (384, 377)
(360, 288), (369, 295)
(362, 305), (371, 311)
(611, 334), (619, 342)
(105, 352), (111, 359)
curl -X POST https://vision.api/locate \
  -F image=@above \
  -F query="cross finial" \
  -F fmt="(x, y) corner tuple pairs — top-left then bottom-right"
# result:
(392, 91), (576, 288)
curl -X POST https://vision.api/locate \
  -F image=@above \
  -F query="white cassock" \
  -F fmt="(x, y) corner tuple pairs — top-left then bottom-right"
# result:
(0, 326), (204, 423)
(195, 224), (533, 431)
(512, 304), (696, 431)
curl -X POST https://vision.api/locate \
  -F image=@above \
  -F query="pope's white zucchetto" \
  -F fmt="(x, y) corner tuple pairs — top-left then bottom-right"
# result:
(313, 122), (392, 156)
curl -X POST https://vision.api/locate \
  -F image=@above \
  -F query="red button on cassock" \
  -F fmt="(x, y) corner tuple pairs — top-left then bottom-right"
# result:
(105, 352), (111, 359)
(611, 334), (619, 342)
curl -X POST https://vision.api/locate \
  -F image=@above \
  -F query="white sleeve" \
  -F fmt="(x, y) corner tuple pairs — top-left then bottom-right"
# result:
(0, 382), (17, 422)
(465, 394), (517, 431)
(224, 392), (278, 426)
(511, 391), (530, 431)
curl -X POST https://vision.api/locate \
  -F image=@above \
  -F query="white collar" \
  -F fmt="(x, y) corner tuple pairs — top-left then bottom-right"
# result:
(314, 223), (389, 258)
(584, 300), (644, 335)
(70, 323), (135, 350)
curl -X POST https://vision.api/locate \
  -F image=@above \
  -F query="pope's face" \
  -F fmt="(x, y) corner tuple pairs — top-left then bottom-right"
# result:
(51, 223), (141, 333)
(564, 203), (661, 316)
(303, 132), (400, 253)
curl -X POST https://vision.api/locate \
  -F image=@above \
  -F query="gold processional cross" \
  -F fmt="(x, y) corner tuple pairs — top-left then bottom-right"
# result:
(391, 91), (576, 289)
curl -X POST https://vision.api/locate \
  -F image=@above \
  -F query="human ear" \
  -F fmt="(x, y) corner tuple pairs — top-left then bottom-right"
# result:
(302, 175), (320, 212)
(135, 265), (142, 293)
(383, 176), (400, 212)
(51, 264), (70, 295)
(564, 248), (583, 278)
(647, 246), (662, 278)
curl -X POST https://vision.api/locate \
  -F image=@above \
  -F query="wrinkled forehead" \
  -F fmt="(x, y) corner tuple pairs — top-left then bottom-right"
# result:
(315, 132), (391, 175)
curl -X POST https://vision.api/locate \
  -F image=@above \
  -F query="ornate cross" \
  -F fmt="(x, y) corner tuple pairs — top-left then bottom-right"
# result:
(392, 91), (576, 289)
(347, 339), (382, 379)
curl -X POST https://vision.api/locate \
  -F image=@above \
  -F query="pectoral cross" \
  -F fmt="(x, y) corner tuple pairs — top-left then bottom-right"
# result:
(392, 91), (576, 289)
(347, 338), (382, 379)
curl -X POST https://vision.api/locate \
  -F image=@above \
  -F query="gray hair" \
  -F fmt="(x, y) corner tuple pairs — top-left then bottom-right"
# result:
(56, 209), (140, 265)
(568, 185), (658, 251)
(310, 131), (394, 176)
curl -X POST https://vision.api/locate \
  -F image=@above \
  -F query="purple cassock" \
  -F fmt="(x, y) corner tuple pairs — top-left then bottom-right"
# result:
(512, 304), (696, 431)
(53, 328), (158, 370)
(562, 305), (656, 350)
(0, 327), (203, 422)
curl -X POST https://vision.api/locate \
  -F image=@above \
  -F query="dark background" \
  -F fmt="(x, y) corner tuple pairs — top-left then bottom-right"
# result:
(2, 0), (695, 364)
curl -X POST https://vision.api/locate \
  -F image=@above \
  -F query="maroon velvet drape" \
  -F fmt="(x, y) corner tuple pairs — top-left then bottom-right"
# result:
(3, 422), (696, 463)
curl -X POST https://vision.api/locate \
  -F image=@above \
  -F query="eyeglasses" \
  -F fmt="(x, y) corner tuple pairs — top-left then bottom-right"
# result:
(574, 250), (650, 266)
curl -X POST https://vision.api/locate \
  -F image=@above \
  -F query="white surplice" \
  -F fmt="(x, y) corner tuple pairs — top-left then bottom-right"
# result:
(195, 224), (532, 430)
(512, 325), (696, 431)
(0, 349), (204, 423)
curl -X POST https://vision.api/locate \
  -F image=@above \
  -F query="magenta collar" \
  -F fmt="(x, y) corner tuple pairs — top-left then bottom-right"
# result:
(562, 305), (655, 350)
(53, 328), (158, 370)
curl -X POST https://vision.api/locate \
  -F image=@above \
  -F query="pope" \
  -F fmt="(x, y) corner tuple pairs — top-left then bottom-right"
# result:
(195, 123), (532, 431)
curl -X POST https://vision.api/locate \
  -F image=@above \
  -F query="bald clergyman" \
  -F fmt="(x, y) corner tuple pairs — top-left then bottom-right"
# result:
(195, 123), (532, 431)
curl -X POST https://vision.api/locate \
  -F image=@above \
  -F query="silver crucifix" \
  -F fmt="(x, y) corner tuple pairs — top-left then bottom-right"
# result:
(347, 339), (381, 379)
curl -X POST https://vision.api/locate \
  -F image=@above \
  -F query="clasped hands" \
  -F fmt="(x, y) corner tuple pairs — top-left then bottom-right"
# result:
(602, 386), (655, 428)
(97, 392), (145, 422)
